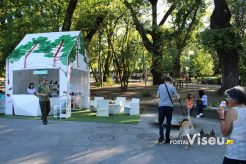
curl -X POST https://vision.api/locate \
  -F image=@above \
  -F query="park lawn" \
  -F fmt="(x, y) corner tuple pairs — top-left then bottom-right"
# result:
(67, 110), (140, 124)
(0, 110), (140, 124)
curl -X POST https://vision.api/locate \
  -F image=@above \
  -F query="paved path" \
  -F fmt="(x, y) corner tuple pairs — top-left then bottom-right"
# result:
(0, 114), (226, 164)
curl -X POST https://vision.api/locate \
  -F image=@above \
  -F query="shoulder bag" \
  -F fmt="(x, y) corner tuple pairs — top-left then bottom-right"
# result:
(164, 83), (173, 105)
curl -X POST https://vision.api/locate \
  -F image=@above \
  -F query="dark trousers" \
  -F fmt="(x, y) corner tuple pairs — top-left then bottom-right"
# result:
(223, 156), (246, 164)
(196, 105), (206, 115)
(39, 100), (51, 122)
(158, 106), (173, 139)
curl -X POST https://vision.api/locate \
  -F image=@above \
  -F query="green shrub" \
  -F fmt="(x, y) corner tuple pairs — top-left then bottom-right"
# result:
(142, 90), (151, 97)
(93, 82), (101, 87)
(101, 77), (114, 86)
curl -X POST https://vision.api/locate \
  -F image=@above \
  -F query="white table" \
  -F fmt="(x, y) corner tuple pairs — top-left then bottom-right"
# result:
(12, 95), (57, 116)
(108, 104), (118, 114)
(108, 100), (120, 115)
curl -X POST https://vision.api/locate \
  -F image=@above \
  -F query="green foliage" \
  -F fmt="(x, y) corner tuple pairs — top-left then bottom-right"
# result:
(0, 0), (244, 86)
(193, 51), (214, 76)
(0, 0), (68, 71)
(73, 0), (111, 33)
(141, 90), (151, 97)
(199, 27), (241, 52)
(180, 45), (215, 77)
(93, 82), (101, 87)
(162, 52), (174, 73)
(103, 77), (114, 86)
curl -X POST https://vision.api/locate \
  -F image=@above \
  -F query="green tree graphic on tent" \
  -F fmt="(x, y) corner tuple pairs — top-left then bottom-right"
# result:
(79, 35), (87, 64)
(58, 35), (77, 65)
(9, 34), (80, 66)
(8, 36), (48, 63)
(33, 34), (77, 66)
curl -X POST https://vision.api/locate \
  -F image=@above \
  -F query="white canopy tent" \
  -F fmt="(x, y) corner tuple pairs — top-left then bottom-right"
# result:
(5, 31), (90, 116)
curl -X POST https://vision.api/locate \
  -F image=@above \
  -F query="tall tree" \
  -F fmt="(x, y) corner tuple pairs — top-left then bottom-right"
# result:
(62, 0), (78, 31)
(171, 1), (206, 77)
(73, 0), (111, 83)
(103, 12), (125, 82)
(228, 0), (245, 77)
(123, 0), (204, 85)
(74, 0), (111, 43)
(210, 0), (241, 92)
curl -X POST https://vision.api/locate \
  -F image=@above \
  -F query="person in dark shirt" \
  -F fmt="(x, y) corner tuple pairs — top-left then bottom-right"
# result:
(36, 78), (50, 125)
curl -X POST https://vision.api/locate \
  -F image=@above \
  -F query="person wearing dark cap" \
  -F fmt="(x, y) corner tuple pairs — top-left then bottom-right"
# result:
(156, 76), (180, 143)
(36, 78), (50, 125)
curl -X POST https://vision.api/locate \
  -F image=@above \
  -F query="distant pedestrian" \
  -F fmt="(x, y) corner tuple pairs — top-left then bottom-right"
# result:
(218, 86), (246, 163)
(156, 76), (180, 143)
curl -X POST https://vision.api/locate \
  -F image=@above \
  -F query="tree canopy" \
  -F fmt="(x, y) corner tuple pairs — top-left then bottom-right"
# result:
(0, 0), (245, 91)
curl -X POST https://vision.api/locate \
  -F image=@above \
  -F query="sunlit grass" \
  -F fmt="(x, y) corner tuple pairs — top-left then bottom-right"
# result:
(67, 110), (140, 124)
(0, 109), (140, 124)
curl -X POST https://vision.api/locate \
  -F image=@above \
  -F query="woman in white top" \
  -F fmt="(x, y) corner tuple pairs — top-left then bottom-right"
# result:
(218, 86), (246, 164)
(27, 82), (36, 94)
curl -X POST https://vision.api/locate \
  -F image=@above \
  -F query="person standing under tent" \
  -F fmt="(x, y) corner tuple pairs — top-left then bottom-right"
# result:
(36, 78), (50, 125)
(27, 82), (36, 95)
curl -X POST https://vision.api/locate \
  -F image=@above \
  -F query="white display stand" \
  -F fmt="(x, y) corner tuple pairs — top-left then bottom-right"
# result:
(12, 95), (57, 116)
(5, 31), (90, 116)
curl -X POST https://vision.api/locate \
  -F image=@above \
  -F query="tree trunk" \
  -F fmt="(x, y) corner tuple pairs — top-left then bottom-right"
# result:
(62, 0), (78, 31)
(91, 67), (99, 82)
(218, 51), (239, 93)
(151, 52), (163, 85)
(172, 50), (181, 78)
(103, 34), (113, 82)
(103, 58), (110, 82)
(211, 0), (240, 93)
(121, 65), (130, 91)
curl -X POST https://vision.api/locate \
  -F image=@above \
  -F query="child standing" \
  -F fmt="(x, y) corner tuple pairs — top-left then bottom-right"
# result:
(186, 94), (193, 116)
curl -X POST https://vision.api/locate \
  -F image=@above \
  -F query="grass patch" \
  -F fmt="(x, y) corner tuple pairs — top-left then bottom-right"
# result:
(67, 110), (140, 124)
(0, 113), (42, 120)
(0, 110), (140, 124)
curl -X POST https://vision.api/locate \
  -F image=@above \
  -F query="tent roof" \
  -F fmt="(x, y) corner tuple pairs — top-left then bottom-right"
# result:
(7, 31), (86, 69)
